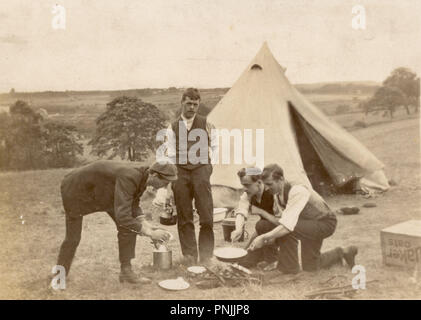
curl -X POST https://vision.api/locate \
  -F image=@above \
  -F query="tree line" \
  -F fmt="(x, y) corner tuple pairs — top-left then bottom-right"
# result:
(0, 96), (168, 170)
(0, 100), (83, 170)
(360, 68), (420, 118)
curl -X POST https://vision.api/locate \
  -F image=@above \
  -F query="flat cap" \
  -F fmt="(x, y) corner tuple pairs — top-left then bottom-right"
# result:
(149, 161), (178, 181)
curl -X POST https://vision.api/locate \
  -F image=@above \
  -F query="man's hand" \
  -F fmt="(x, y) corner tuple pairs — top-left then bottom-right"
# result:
(248, 235), (267, 251)
(250, 205), (261, 216)
(150, 229), (171, 243)
(230, 229), (243, 242)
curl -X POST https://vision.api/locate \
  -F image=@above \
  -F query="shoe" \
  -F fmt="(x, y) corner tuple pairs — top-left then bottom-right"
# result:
(320, 247), (344, 269)
(119, 266), (151, 284)
(343, 246), (358, 268)
(256, 261), (269, 270)
(263, 261), (278, 271)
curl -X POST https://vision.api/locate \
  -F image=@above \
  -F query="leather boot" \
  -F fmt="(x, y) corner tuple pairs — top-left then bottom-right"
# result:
(320, 247), (344, 269)
(119, 265), (151, 284)
(343, 246), (358, 268)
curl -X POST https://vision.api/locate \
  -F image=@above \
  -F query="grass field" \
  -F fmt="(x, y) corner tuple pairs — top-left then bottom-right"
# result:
(0, 116), (420, 300)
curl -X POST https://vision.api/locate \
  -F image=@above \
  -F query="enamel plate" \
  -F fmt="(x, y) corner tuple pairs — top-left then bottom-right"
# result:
(187, 266), (207, 274)
(214, 247), (247, 260)
(158, 277), (190, 291)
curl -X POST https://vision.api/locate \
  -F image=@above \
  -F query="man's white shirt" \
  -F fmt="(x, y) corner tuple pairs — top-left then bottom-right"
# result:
(235, 185), (311, 231)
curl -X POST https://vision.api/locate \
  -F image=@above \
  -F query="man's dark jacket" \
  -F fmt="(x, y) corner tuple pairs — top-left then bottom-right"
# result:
(60, 160), (149, 233)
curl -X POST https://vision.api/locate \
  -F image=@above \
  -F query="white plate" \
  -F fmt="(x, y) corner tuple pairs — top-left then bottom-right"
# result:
(187, 266), (207, 274)
(158, 277), (190, 291)
(214, 247), (247, 260)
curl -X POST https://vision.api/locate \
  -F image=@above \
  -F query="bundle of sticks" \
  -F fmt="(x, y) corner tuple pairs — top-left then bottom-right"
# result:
(305, 276), (379, 299)
(194, 264), (263, 289)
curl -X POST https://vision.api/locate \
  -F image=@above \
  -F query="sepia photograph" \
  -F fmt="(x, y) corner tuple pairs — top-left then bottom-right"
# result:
(0, 0), (420, 303)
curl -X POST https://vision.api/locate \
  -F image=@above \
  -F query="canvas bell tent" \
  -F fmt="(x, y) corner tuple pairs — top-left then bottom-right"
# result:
(207, 42), (389, 194)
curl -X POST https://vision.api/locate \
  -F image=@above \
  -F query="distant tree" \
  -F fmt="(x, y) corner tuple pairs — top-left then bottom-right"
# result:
(358, 100), (372, 116)
(6, 101), (45, 169)
(383, 68), (420, 114)
(9, 88), (15, 95)
(42, 122), (83, 168)
(0, 101), (84, 170)
(0, 113), (10, 168)
(10, 100), (43, 123)
(89, 96), (166, 161)
(367, 86), (407, 119)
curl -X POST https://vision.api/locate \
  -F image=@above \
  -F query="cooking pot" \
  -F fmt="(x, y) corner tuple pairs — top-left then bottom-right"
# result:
(153, 247), (172, 270)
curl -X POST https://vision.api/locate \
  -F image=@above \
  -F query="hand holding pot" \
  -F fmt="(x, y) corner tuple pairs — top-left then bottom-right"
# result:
(151, 229), (171, 243)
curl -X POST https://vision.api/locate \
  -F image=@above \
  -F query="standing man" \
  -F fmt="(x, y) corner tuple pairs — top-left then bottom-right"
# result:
(57, 160), (177, 284)
(167, 88), (217, 265)
(233, 164), (358, 274)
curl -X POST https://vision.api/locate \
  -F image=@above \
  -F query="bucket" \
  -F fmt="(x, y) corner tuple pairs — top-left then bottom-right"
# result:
(222, 217), (244, 242)
(214, 207), (228, 223)
(153, 250), (172, 270)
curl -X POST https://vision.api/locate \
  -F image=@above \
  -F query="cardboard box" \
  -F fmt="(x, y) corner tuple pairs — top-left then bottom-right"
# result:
(381, 220), (421, 268)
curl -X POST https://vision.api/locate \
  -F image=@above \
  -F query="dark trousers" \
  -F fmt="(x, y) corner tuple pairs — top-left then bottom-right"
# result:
(173, 165), (214, 261)
(57, 210), (137, 275)
(240, 219), (280, 268)
(239, 214), (337, 273)
(277, 214), (337, 274)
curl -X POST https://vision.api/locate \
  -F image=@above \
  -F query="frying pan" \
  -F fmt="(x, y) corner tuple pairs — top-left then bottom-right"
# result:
(214, 247), (248, 263)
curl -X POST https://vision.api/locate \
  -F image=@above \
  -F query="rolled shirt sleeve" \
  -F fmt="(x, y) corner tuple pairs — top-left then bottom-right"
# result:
(114, 176), (143, 233)
(278, 185), (310, 231)
(234, 192), (251, 219)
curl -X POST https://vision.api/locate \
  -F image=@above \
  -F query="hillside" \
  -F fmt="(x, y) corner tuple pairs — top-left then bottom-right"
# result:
(0, 82), (381, 138)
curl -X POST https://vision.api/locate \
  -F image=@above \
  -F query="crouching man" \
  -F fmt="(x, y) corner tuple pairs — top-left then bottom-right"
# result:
(232, 164), (358, 274)
(56, 160), (177, 284)
(230, 167), (282, 268)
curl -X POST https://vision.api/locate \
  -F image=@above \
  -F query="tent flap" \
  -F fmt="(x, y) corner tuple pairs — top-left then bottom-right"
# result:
(290, 105), (367, 187)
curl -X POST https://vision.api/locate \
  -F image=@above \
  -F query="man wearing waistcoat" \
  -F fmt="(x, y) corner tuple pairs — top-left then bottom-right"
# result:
(167, 88), (217, 264)
(232, 164), (358, 274)
(230, 167), (281, 267)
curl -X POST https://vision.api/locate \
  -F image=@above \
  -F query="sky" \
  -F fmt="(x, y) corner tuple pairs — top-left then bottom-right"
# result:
(0, 0), (420, 92)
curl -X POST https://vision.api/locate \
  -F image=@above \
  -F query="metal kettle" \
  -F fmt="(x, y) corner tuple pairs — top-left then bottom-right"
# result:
(159, 203), (177, 226)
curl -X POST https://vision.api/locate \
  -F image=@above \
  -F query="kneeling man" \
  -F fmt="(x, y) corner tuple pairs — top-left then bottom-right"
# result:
(232, 164), (358, 274)
(57, 160), (177, 284)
